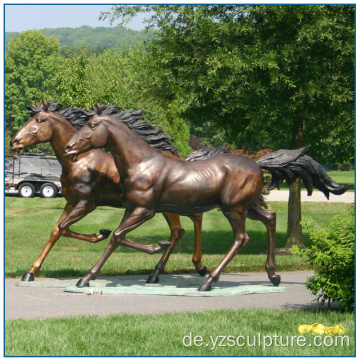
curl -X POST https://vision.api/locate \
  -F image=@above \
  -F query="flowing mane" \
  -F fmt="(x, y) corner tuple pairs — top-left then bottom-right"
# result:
(110, 110), (180, 157)
(27, 101), (179, 157)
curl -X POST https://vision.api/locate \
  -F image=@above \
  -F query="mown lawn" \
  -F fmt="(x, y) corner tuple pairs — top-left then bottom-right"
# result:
(277, 170), (354, 191)
(5, 197), (352, 278)
(326, 170), (355, 187)
(5, 309), (355, 356)
(5, 197), (354, 357)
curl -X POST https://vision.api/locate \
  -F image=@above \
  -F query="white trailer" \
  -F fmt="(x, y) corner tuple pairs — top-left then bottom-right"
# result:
(5, 154), (62, 198)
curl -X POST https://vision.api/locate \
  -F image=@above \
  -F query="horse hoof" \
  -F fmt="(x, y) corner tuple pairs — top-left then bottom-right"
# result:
(76, 278), (90, 288)
(99, 229), (112, 239)
(146, 274), (159, 284)
(197, 266), (208, 277)
(21, 272), (34, 282)
(270, 275), (281, 287)
(158, 241), (171, 251)
(198, 282), (212, 292)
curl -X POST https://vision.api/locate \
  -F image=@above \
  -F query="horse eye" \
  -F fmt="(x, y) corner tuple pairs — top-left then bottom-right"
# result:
(89, 123), (96, 129)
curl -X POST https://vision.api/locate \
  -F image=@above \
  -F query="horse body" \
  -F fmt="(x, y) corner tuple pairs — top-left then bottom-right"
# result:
(10, 103), (206, 282)
(62, 148), (122, 208)
(162, 154), (263, 214)
(103, 118), (263, 215)
(13, 110), (123, 209)
(65, 112), (276, 291)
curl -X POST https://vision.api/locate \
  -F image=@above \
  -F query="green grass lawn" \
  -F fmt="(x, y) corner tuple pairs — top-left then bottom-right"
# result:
(5, 309), (355, 356)
(5, 197), (352, 278)
(5, 197), (354, 357)
(326, 170), (355, 186)
(276, 170), (354, 191)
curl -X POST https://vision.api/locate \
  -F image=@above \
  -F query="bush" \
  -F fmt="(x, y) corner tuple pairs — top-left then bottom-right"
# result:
(293, 207), (355, 311)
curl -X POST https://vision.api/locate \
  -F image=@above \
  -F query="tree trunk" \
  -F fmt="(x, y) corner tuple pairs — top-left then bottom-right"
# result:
(285, 178), (304, 248)
(285, 117), (305, 248)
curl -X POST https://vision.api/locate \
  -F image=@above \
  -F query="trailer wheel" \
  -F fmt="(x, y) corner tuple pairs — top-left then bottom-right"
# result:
(40, 183), (58, 198)
(18, 183), (35, 198)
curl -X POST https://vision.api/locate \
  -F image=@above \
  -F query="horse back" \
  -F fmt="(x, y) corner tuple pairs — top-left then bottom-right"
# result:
(157, 153), (263, 214)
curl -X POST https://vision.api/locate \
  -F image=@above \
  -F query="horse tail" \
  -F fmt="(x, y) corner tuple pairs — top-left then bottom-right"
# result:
(185, 144), (227, 162)
(256, 147), (352, 199)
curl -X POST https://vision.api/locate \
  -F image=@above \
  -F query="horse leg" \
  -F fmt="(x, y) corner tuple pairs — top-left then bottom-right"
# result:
(147, 213), (185, 283)
(198, 209), (249, 291)
(77, 207), (155, 287)
(58, 200), (112, 242)
(189, 214), (207, 276)
(21, 203), (72, 281)
(247, 204), (280, 286)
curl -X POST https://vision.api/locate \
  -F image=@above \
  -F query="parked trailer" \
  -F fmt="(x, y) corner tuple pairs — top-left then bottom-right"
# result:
(5, 154), (62, 198)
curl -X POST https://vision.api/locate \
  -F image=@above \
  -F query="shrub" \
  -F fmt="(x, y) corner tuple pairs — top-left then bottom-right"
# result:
(293, 207), (355, 311)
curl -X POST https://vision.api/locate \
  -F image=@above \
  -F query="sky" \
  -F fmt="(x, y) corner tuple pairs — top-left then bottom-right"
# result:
(4, 4), (147, 32)
(4, 2), (355, 33)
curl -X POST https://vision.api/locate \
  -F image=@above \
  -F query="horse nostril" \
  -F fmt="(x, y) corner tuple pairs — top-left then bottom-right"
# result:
(64, 145), (72, 153)
(11, 139), (19, 147)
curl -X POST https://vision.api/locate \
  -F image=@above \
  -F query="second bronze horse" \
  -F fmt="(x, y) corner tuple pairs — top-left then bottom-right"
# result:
(65, 104), (350, 291)
(11, 101), (213, 283)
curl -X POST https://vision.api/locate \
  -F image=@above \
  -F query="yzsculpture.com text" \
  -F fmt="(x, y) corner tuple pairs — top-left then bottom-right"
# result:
(182, 332), (350, 351)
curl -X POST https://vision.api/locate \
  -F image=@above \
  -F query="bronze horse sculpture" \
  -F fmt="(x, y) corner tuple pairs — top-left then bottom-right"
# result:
(65, 104), (351, 291)
(11, 100), (225, 282)
(11, 100), (289, 287)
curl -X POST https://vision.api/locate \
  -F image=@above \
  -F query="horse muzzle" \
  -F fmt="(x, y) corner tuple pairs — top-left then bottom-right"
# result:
(10, 138), (25, 155)
(64, 146), (79, 162)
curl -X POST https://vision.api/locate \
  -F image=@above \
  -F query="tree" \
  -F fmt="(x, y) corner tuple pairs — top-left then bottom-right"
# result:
(5, 30), (62, 132)
(102, 4), (355, 247)
(4, 30), (192, 156)
(52, 44), (192, 155)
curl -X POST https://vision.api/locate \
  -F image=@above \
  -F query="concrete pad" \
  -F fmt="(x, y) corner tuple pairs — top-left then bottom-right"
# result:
(16, 274), (286, 297)
(5, 271), (320, 320)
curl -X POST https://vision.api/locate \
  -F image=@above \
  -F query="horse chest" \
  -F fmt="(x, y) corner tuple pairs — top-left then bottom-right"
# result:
(123, 175), (153, 193)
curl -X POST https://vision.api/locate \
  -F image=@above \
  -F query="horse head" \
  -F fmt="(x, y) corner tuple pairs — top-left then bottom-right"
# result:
(64, 103), (110, 161)
(11, 100), (59, 154)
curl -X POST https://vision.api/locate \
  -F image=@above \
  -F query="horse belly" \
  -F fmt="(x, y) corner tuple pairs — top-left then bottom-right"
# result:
(157, 168), (223, 214)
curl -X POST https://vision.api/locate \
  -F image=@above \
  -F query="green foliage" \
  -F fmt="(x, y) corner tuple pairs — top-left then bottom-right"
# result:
(5, 30), (62, 132)
(5, 30), (191, 155)
(293, 207), (355, 310)
(5, 26), (154, 53)
(103, 5), (355, 166)
(4, 115), (15, 158)
(50, 44), (191, 155)
(5, 7), (354, 163)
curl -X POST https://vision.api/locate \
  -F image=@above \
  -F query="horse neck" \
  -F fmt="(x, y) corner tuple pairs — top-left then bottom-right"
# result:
(106, 117), (158, 178)
(48, 114), (78, 167)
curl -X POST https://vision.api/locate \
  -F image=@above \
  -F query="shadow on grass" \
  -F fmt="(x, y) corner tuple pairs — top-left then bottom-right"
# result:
(124, 229), (299, 255)
(6, 267), (199, 279)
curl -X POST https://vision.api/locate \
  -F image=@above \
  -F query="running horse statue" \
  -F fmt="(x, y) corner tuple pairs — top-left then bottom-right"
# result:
(65, 104), (351, 291)
(11, 100), (227, 283)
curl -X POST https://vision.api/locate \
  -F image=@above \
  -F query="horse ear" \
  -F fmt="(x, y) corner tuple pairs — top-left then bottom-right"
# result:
(96, 103), (103, 115)
(42, 99), (49, 112)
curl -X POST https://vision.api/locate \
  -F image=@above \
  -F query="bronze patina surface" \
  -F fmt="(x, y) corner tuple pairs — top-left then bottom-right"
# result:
(11, 101), (209, 283)
(64, 104), (350, 291)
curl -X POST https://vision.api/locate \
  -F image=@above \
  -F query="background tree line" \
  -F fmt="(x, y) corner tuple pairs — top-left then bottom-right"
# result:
(5, 5), (355, 248)
(5, 5), (355, 168)
(100, 4), (354, 249)
(5, 25), (155, 54)
(5, 29), (192, 155)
